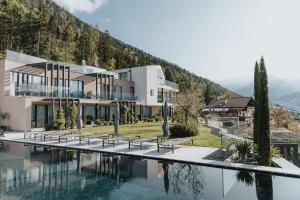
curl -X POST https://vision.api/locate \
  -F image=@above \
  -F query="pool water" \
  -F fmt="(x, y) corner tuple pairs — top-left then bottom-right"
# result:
(0, 141), (300, 200)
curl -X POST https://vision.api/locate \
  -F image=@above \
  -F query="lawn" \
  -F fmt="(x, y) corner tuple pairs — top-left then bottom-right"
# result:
(82, 122), (227, 148)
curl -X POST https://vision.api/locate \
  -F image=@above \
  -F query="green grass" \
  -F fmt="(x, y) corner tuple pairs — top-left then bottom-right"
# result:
(82, 122), (228, 148)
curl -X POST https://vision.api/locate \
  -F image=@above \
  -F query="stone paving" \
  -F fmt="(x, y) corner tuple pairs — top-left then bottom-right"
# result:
(1, 132), (300, 178)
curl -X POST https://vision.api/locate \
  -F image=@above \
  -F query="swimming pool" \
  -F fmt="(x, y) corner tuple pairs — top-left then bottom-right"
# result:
(0, 141), (299, 200)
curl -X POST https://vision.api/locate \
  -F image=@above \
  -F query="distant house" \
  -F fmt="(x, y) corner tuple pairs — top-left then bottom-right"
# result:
(202, 97), (255, 125)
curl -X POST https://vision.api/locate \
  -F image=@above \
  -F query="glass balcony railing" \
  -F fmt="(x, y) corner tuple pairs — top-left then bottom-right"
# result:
(12, 83), (136, 101)
(14, 83), (71, 97)
(157, 96), (172, 103)
(157, 79), (178, 90)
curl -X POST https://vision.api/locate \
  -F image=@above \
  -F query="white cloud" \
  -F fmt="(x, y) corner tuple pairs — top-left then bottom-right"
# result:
(53, 0), (107, 13)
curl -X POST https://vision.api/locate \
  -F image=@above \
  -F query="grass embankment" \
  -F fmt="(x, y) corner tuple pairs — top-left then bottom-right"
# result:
(82, 122), (227, 148)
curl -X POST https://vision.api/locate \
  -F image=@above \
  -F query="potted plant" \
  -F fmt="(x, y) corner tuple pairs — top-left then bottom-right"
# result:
(235, 140), (253, 162)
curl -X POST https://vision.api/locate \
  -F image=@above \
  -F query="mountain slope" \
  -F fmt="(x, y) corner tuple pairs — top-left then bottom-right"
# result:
(0, 0), (228, 95)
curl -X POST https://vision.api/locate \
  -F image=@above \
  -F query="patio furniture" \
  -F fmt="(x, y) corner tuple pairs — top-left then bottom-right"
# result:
(102, 134), (130, 148)
(157, 137), (194, 154)
(78, 133), (109, 145)
(24, 131), (45, 141)
(128, 136), (158, 150)
(43, 130), (72, 142)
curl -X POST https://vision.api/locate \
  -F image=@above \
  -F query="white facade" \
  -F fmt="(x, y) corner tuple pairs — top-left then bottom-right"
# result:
(114, 65), (178, 106)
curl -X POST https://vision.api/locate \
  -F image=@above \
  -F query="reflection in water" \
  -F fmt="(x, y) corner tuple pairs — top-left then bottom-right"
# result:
(255, 174), (273, 200)
(162, 163), (169, 193)
(0, 141), (299, 200)
(168, 163), (205, 199)
(236, 171), (255, 186)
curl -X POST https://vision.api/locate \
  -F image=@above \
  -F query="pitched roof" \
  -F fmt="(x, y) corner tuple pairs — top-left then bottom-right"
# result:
(206, 97), (254, 109)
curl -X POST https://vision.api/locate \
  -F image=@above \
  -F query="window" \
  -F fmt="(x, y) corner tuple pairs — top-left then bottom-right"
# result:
(157, 91), (163, 102)
(119, 72), (128, 81)
(150, 89), (154, 96)
(130, 87), (135, 100)
(115, 86), (122, 100)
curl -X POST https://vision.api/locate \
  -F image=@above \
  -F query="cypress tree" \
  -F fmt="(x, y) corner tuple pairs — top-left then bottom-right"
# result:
(253, 61), (260, 145)
(258, 57), (271, 166)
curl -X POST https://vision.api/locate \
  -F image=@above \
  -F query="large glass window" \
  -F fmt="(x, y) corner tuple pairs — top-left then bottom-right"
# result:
(157, 91), (163, 103)
(130, 87), (135, 100)
(119, 72), (128, 81)
(31, 105), (51, 128)
(142, 107), (152, 117)
(70, 80), (84, 98)
(115, 86), (122, 100)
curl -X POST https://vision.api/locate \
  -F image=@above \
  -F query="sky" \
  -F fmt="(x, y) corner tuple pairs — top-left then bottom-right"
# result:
(53, 0), (300, 84)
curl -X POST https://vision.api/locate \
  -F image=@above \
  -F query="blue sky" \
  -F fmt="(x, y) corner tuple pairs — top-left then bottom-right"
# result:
(54, 0), (300, 84)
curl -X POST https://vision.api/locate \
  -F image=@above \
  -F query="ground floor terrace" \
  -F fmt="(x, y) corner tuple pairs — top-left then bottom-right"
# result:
(0, 131), (300, 178)
(0, 96), (174, 131)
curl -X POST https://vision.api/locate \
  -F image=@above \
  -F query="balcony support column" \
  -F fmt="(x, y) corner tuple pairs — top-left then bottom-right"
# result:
(130, 102), (133, 124)
(140, 105), (143, 121)
(65, 98), (69, 129)
(104, 74), (107, 100)
(51, 63), (54, 97)
(95, 104), (98, 120)
(112, 75), (115, 100)
(44, 62), (48, 96)
(56, 65), (60, 97)
(62, 65), (65, 97)
(52, 98), (55, 124)
(68, 67), (70, 97)
(96, 73), (98, 99)
(99, 74), (102, 99)
(59, 98), (61, 110)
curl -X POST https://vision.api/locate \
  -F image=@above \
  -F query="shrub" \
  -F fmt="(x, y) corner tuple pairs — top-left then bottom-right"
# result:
(103, 121), (109, 126)
(170, 122), (199, 138)
(271, 145), (281, 158)
(143, 117), (148, 122)
(86, 115), (94, 125)
(68, 103), (77, 129)
(235, 140), (253, 162)
(55, 109), (65, 130)
(155, 116), (163, 122)
(94, 119), (103, 126)
(134, 119), (139, 123)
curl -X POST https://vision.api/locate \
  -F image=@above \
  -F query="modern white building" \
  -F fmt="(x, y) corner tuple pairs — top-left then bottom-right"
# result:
(0, 51), (178, 131)
(114, 65), (178, 116)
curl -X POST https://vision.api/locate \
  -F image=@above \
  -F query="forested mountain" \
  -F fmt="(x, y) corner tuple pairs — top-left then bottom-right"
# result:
(0, 0), (228, 95)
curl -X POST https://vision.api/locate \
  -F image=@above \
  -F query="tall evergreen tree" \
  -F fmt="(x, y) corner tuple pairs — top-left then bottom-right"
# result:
(257, 57), (271, 166)
(253, 61), (260, 145)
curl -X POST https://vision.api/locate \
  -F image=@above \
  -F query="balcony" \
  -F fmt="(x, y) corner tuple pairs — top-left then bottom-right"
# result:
(14, 83), (71, 98)
(157, 79), (178, 91)
(157, 95), (172, 103)
(113, 92), (137, 101)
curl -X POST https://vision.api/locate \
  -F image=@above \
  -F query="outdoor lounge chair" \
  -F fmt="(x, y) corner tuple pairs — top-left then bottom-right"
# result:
(24, 131), (45, 141)
(101, 134), (136, 148)
(128, 136), (158, 150)
(157, 137), (194, 154)
(43, 130), (72, 142)
(78, 133), (109, 145)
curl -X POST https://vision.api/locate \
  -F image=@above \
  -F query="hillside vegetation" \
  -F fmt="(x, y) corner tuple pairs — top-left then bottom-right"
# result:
(0, 0), (228, 95)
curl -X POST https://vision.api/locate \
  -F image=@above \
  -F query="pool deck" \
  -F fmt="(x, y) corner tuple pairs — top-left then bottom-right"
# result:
(1, 132), (300, 178)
